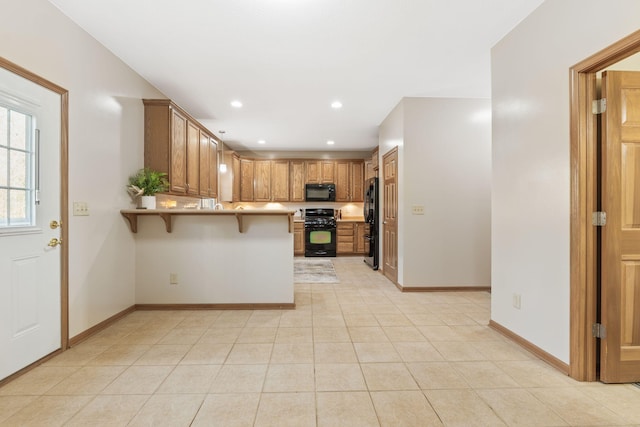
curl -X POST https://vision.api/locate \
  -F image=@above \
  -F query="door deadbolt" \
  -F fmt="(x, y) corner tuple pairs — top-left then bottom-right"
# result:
(48, 238), (62, 247)
(50, 220), (61, 229)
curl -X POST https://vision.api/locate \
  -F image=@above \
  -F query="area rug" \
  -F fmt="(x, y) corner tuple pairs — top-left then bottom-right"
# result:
(294, 259), (339, 283)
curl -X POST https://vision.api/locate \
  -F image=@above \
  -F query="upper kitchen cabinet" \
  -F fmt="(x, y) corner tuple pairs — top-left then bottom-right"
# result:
(290, 161), (305, 202)
(199, 131), (218, 198)
(306, 160), (335, 184)
(335, 160), (364, 202)
(244, 159), (290, 202)
(254, 160), (272, 202)
(143, 99), (218, 197)
(240, 158), (255, 202)
(271, 160), (290, 202)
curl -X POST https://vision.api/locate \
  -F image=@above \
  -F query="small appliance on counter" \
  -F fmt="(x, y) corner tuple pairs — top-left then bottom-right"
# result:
(363, 177), (379, 269)
(304, 208), (337, 257)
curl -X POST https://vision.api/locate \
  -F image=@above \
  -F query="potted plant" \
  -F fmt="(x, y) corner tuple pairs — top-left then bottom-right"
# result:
(127, 167), (169, 209)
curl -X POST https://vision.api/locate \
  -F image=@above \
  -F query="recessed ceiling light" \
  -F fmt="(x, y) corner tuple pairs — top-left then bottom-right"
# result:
(331, 101), (342, 109)
(230, 100), (243, 108)
(258, 139), (266, 144)
(327, 140), (335, 145)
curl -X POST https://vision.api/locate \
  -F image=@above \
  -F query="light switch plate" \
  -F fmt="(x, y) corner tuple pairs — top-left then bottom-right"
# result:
(73, 202), (89, 216)
(411, 205), (425, 215)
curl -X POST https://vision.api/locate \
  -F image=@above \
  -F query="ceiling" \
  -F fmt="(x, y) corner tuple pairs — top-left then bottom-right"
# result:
(48, 0), (544, 152)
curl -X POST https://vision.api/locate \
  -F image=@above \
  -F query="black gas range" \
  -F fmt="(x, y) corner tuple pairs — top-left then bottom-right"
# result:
(304, 208), (336, 257)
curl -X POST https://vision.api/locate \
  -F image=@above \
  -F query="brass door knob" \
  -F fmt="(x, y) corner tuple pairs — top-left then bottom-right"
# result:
(48, 238), (62, 247)
(50, 220), (61, 229)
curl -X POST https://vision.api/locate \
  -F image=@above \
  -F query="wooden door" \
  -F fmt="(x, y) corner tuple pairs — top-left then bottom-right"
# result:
(199, 131), (210, 197)
(0, 67), (63, 380)
(170, 109), (187, 193)
(294, 222), (304, 256)
(351, 161), (364, 202)
(240, 158), (254, 201)
(382, 147), (398, 284)
(600, 70), (640, 383)
(232, 154), (240, 202)
(254, 160), (271, 202)
(305, 161), (320, 183)
(335, 161), (350, 201)
(290, 161), (305, 202)
(271, 160), (290, 202)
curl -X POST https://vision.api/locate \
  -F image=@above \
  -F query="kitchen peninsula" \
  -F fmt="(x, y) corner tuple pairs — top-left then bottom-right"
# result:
(122, 208), (295, 308)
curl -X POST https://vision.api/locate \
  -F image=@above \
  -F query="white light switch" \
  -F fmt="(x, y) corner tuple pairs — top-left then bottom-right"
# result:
(73, 202), (89, 216)
(411, 205), (425, 215)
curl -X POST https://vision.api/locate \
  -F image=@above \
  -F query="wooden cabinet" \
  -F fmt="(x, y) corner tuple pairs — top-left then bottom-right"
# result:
(232, 153), (240, 202)
(198, 132), (217, 198)
(337, 221), (368, 254)
(335, 160), (364, 202)
(306, 160), (335, 183)
(254, 160), (271, 202)
(337, 222), (355, 254)
(290, 161), (305, 202)
(294, 222), (304, 256)
(355, 222), (369, 253)
(271, 160), (290, 202)
(143, 99), (219, 198)
(240, 158), (254, 202)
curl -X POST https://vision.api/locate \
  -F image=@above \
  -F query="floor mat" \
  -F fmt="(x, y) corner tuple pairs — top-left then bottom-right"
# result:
(294, 258), (339, 283)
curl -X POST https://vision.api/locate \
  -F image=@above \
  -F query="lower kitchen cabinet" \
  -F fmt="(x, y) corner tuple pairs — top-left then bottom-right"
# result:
(337, 221), (368, 255)
(294, 222), (305, 256)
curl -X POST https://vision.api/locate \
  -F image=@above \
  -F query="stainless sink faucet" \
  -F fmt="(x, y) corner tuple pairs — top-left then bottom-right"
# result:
(214, 203), (224, 210)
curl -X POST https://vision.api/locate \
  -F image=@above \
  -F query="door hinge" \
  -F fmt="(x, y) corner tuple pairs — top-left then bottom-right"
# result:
(592, 211), (607, 226)
(593, 323), (607, 339)
(592, 98), (607, 114)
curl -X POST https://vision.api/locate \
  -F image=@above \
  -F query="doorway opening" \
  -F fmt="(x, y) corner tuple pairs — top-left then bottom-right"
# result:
(570, 29), (640, 382)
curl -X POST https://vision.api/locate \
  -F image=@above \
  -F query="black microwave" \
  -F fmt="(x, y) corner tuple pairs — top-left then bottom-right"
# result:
(305, 183), (336, 201)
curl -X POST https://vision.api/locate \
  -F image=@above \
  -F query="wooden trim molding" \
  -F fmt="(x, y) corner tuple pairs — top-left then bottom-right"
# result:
(69, 305), (137, 347)
(569, 29), (640, 382)
(135, 303), (296, 310)
(0, 349), (63, 388)
(490, 320), (570, 375)
(398, 285), (491, 293)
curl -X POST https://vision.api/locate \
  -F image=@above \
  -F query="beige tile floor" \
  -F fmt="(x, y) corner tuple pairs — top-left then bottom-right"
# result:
(1, 257), (640, 426)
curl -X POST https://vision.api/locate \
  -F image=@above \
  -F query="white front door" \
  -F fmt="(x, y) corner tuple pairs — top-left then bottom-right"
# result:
(0, 66), (62, 380)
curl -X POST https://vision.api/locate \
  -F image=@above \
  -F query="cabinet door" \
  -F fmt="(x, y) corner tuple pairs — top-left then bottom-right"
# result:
(208, 136), (218, 198)
(271, 160), (290, 202)
(199, 131), (210, 197)
(305, 161), (320, 183)
(294, 222), (304, 256)
(335, 161), (350, 201)
(169, 108), (187, 194)
(355, 223), (369, 254)
(240, 158), (254, 201)
(290, 161), (305, 202)
(350, 161), (364, 202)
(232, 154), (241, 202)
(254, 160), (272, 201)
(337, 223), (354, 254)
(186, 121), (200, 195)
(321, 160), (335, 183)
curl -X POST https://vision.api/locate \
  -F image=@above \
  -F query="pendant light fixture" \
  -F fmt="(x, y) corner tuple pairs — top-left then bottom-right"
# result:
(219, 130), (227, 173)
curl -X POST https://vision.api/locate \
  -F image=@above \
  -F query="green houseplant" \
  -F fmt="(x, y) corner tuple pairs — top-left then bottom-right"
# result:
(127, 167), (169, 209)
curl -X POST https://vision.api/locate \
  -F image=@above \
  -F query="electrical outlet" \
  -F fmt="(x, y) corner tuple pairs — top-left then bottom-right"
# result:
(73, 202), (89, 216)
(169, 273), (178, 285)
(411, 205), (425, 215)
(512, 293), (521, 309)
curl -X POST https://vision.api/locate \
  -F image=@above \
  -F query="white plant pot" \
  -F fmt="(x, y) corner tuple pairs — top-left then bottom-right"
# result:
(139, 195), (156, 210)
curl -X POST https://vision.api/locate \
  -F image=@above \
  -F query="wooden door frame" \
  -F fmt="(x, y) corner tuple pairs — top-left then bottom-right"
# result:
(382, 146), (398, 285)
(0, 57), (70, 352)
(569, 30), (640, 381)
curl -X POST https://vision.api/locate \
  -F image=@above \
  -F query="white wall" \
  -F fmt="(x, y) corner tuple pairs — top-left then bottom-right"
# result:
(403, 98), (491, 287)
(491, 0), (640, 363)
(378, 98), (491, 288)
(0, 0), (164, 337)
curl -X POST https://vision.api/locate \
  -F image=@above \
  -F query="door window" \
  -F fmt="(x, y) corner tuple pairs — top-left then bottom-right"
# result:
(0, 103), (35, 228)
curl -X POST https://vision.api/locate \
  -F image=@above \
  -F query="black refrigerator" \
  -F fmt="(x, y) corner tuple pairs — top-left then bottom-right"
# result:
(363, 177), (379, 270)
